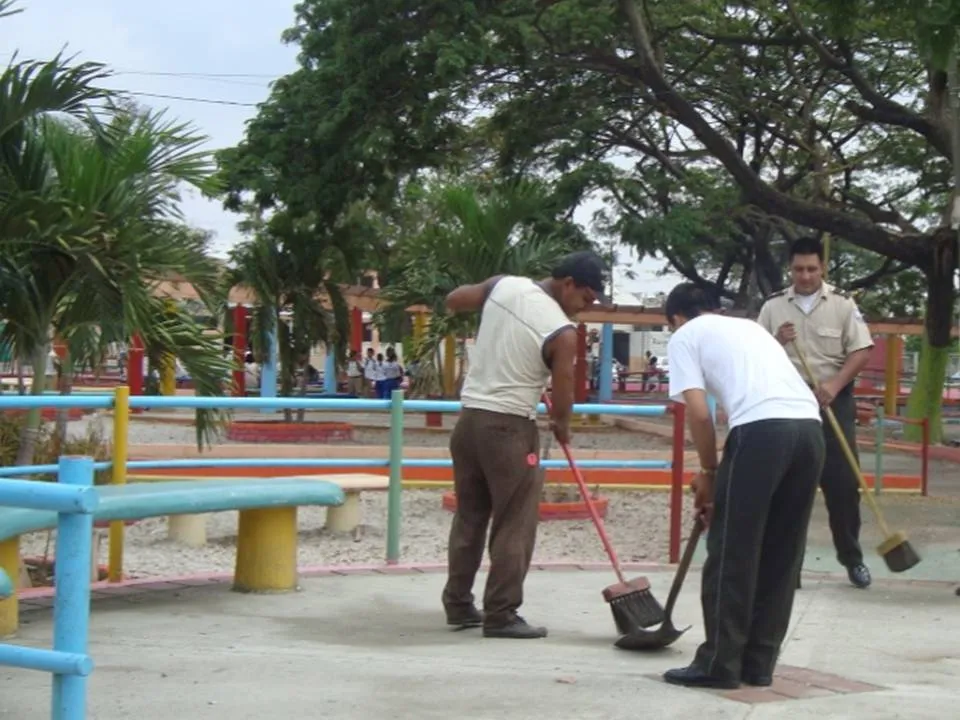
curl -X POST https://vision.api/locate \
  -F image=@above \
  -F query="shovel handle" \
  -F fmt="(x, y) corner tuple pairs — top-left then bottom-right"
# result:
(664, 517), (703, 616)
(542, 393), (627, 586)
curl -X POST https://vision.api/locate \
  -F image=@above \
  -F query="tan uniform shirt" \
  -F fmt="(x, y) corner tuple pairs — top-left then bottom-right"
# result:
(756, 283), (874, 385)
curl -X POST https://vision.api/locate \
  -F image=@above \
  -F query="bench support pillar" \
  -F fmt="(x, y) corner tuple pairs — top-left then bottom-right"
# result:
(325, 493), (361, 533)
(234, 507), (298, 592)
(0, 536), (19, 637)
(167, 514), (208, 547)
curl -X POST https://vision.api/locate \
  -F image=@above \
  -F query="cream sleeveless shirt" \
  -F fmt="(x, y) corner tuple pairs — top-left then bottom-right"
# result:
(460, 276), (574, 419)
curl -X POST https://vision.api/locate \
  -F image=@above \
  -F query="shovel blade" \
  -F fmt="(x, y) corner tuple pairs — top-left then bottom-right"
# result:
(613, 622), (691, 651)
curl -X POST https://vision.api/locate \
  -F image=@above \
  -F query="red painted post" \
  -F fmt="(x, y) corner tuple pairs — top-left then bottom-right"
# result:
(921, 418), (930, 497)
(350, 306), (363, 354)
(127, 335), (144, 413)
(232, 305), (248, 397)
(669, 402), (686, 563)
(575, 323), (587, 403)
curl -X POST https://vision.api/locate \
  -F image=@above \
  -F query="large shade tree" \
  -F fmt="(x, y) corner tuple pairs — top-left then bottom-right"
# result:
(219, 0), (957, 439)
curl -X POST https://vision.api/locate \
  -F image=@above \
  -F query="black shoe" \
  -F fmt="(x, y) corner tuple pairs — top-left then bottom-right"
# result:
(663, 665), (739, 690)
(483, 616), (548, 639)
(446, 606), (483, 630)
(847, 563), (871, 589)
(741, 672), (773, 687)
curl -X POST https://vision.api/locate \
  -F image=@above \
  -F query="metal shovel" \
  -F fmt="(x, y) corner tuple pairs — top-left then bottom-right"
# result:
(613, 517), (704, 651)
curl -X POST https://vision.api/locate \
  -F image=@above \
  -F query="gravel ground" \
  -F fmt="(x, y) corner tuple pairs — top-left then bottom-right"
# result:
(34, 415), (951, 582)
(68, 415), (673, 452)
(19, 489), (695, 579)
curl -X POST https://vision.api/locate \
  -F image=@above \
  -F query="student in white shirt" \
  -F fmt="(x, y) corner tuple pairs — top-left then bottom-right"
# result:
(362, 348), (378, 397)
(656, 283), (825, 692)
(380, 348), (403, 398)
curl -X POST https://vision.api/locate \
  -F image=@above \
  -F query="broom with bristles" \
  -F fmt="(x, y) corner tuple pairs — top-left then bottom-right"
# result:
(542, 393), (665, 633)
(792, 342), (920, 573)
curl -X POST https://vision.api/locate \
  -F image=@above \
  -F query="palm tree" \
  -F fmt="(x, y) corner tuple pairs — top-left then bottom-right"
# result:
(379, 178), (591, 397)
(0, 23), (232, 462)
(227, 207), (364, 421)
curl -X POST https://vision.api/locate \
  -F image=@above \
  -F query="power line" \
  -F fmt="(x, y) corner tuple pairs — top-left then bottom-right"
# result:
(124, 91), (258, 107)
(115, 70), (278, 79)
(0, 53), (281, 80)
(114, 72), (270, 88)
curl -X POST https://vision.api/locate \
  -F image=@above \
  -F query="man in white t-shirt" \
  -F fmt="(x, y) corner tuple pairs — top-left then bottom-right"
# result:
(656, 283), (825, 691)
(441, 251), (609, 639)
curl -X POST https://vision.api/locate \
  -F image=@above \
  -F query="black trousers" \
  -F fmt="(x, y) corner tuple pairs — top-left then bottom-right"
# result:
(693, 418), (825, 681)
(818, 388), (864, 567)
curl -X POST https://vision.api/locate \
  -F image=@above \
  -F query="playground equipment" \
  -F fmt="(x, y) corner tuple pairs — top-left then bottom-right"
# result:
(0, 387), (936, 719)
(0, 457), (97, 720)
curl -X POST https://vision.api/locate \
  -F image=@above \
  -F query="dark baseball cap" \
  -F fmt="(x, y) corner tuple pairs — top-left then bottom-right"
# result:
(551, 250), (612, 305)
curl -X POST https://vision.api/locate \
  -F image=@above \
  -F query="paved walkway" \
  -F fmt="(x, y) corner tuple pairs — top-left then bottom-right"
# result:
(2, 565), (958, 719)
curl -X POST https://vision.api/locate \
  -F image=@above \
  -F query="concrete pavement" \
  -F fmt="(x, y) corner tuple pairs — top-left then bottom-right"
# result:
(2, 566), (958, 719)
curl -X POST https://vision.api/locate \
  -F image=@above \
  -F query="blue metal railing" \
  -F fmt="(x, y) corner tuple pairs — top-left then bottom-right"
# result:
(0, 457), (96, 720)
(0, 392), (674, 720)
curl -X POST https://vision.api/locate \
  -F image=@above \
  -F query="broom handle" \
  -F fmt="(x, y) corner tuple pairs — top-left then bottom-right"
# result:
(791, 341), (893, 537)
(542, 393), (628, 585)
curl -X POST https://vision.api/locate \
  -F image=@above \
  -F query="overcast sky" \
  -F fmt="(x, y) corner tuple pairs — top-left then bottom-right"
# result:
(3, 0), (682, 297)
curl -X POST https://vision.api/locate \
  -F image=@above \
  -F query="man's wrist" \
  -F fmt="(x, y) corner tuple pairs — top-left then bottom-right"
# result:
(699, 466), (717, 475)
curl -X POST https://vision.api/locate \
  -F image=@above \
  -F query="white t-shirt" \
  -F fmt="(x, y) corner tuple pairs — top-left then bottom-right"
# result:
(667, 313), (820, 429)
(382, 360), (402, 380)
(346, 360), (362, 377)
(794, 292), (818, 315)
(363, 356), (378, 380)
(460, 276), (573, 419)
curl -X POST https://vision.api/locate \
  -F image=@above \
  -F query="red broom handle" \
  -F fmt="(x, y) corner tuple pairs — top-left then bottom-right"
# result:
(542, 393), (627, 585)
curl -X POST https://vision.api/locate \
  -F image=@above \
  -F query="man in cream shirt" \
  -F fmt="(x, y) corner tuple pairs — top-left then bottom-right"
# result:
(440, 251), (609, 639)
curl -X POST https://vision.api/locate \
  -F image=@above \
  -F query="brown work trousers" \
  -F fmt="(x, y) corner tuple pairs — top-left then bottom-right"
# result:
(441, 408), (543, 628)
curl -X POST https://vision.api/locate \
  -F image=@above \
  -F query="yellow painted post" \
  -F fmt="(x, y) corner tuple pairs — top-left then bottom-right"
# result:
(884, 334), (900, 417)
(108, 386), (130, 582)
(233, 507), (298, 592)
(443, 334), (456, 397)
(414, 312), (426, 340)
(0, 536), (19, 637)
(159, 299), (177, 396)
(159, 354), (176, 396)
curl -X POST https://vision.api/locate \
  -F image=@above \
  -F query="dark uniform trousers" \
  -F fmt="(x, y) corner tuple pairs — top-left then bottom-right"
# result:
(693, 418), (825, 682)
(442, 408), (543, 628)
(818, 385), (864, 567)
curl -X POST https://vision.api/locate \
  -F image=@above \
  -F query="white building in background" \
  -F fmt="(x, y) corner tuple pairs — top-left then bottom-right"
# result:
(583, 289), (671, 373)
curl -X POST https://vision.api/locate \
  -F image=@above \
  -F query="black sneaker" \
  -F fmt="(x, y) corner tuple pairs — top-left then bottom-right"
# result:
(663, 665), (739, 689)
(483, 616), (547, 639)
(741, 672), (773, 687)
(847, 563), (871, 589)
(446, 606), (483, 630)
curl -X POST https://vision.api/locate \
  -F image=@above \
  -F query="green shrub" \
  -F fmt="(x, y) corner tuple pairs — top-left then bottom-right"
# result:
(0, 414), (113, 485)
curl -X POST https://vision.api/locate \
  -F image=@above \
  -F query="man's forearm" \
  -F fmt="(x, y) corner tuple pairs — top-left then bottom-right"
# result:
(550, 384), (574, 427)
(828, 348), (871, 390)
(688, 415), (719, 470)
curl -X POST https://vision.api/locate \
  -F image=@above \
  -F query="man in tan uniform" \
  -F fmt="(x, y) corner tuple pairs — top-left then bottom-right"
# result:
(757, 237), (874, 589)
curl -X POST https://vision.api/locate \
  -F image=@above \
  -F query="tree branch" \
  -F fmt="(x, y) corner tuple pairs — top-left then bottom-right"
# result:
(782, 0), (952, 159)
(615, 0), (925, 265)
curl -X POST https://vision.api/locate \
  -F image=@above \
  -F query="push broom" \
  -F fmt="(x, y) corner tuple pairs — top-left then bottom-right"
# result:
(541, 394), (665, 633)
(792, 342), (921, 573)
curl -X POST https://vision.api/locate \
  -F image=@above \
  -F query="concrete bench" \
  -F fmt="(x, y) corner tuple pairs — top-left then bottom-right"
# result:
(289, 474), (390, 533)
(138, 473), (390, 546)
(0, 478), (344, 637)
